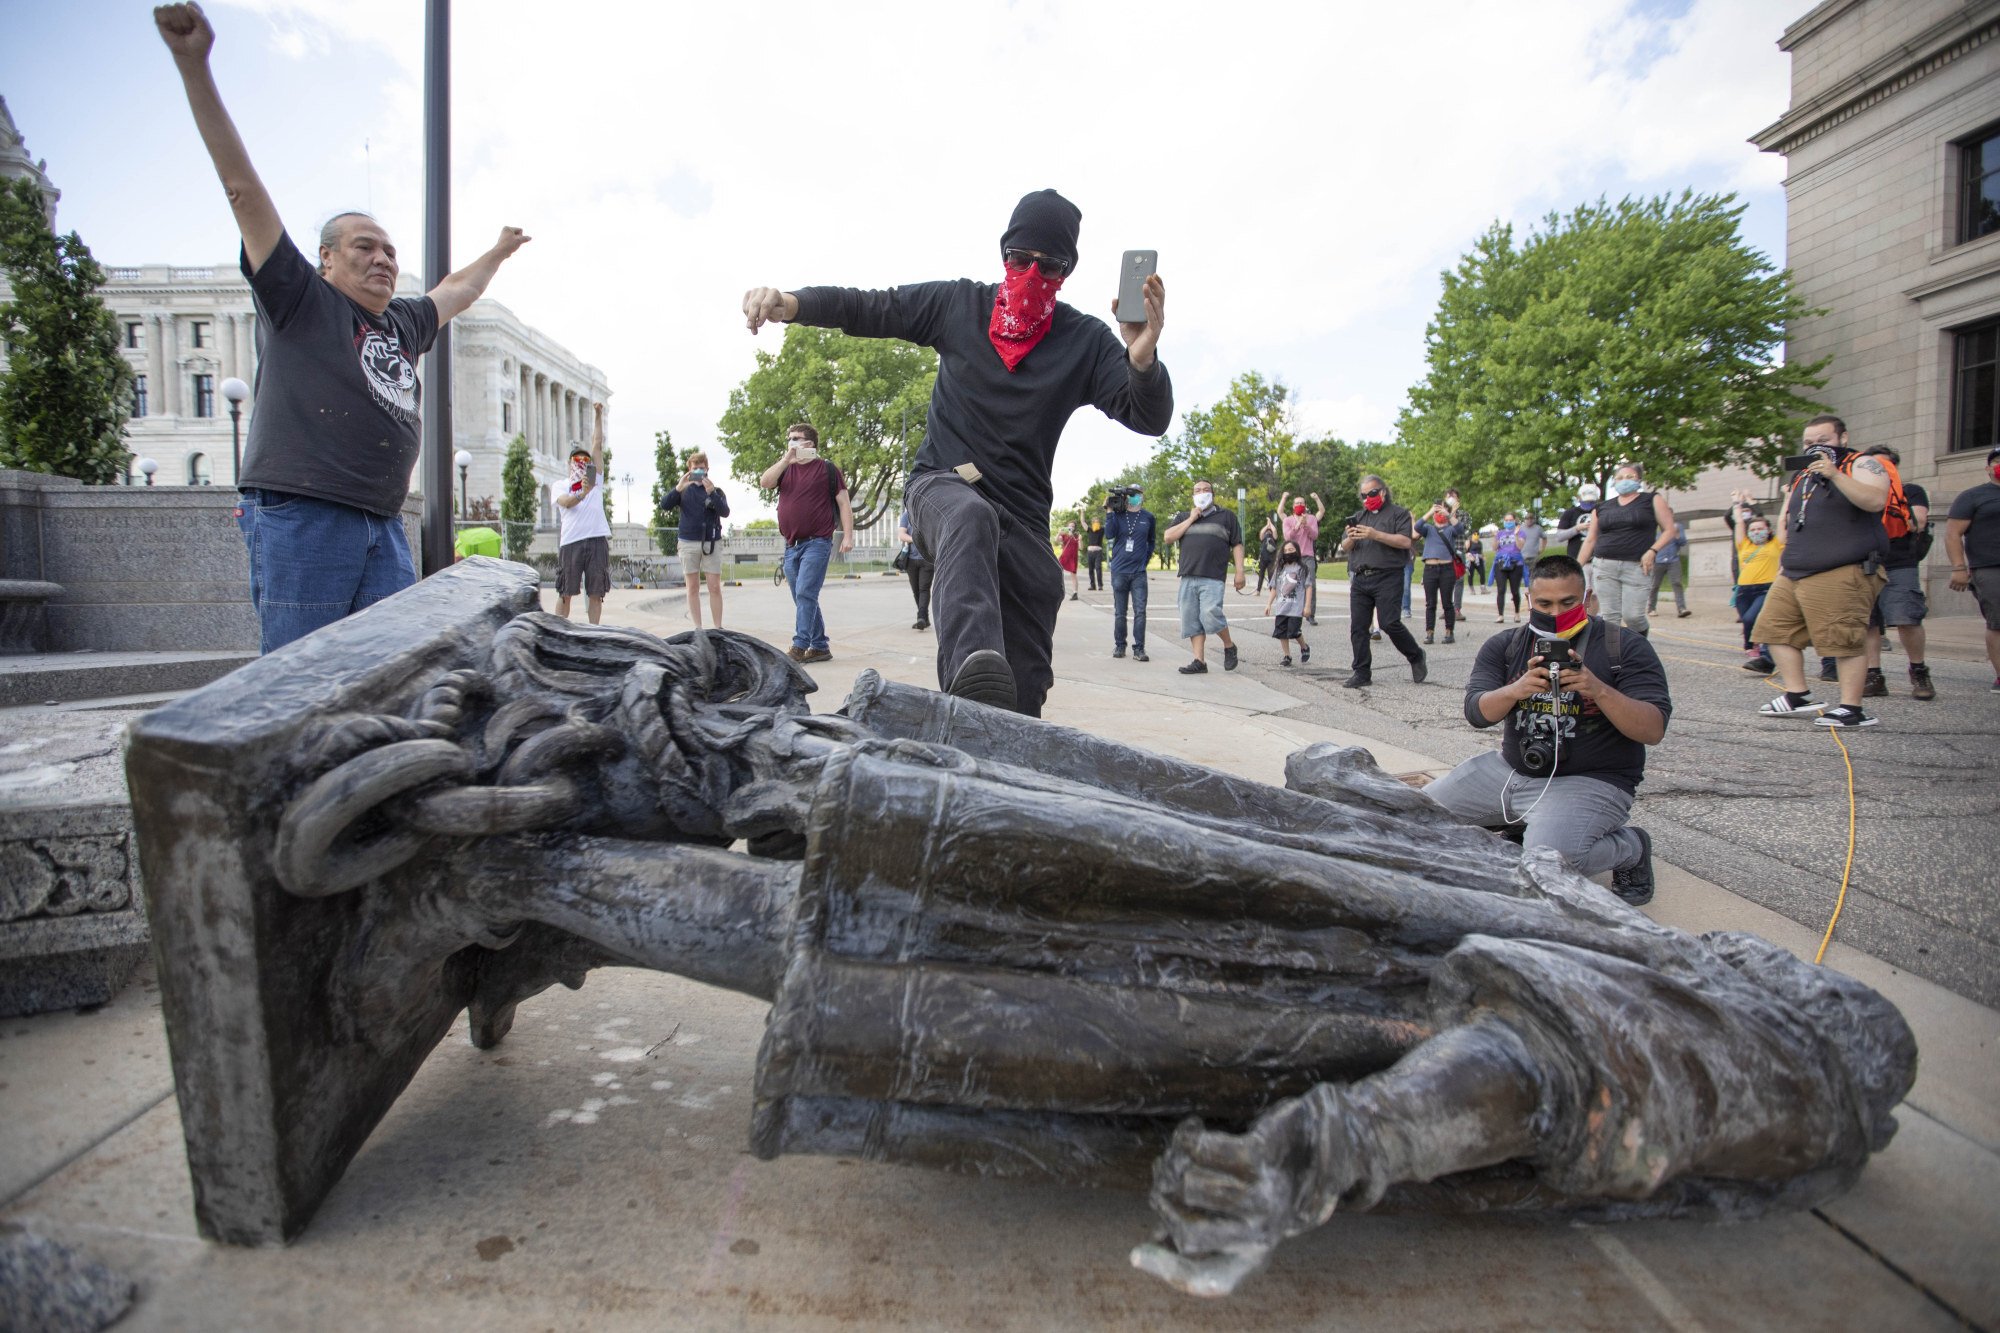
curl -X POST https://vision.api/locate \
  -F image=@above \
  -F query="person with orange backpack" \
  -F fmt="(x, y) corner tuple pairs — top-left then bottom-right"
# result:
(1854, 445), (1936, 700)
(1750, 414), (1892, 729)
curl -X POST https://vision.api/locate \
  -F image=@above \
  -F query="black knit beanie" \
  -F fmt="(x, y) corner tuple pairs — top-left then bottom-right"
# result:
(1000, 189), (1081, 269)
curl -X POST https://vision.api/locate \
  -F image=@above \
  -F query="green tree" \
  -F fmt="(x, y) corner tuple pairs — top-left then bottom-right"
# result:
(0, 179), (133, 482)
(1396, 192), (1826, 520)
(647, 427), (680, 556)
(743, 517), (777, 533)
(1162, 371), (1302, 522)
(717, 325), (935, 529)
(500, 433), (535, 562)
(601, 445), (613, 526)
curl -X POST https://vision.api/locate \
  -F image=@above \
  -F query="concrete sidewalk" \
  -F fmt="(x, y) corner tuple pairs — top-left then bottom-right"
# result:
(2, 575), (1994, 1331)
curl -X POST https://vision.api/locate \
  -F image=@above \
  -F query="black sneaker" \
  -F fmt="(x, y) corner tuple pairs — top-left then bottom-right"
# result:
(1611, 827), (1655, 906)
(948, 649), (1017, 711)
(1178, 659), (1208, 675)
(1424, 633), (1435, 645)
(1112, 646), (1126, 659)
(1443, 632), (1455, 644)
(1742, 655), (1775, 674)
(1862, 667), (1887, 698)
(1818, 657), (1838, 682)
(1910, 663), (1935, 701)
(1411, 652), (1429, 684)
(1223, 645), (1239, 671)
(1133, 649), (1149, 662)
(1816, 704), (1879, 729)
(1299, 643), (1310, 664)
(914, 620), (929, 630)
(1341, 673), (1371, 689)
(1281, 656), (1293, 667)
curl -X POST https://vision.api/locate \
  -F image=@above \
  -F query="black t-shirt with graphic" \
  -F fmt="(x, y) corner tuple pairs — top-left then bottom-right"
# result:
(1461, 620), (1673, 795)
(1169, 505), (1243, 581)
(238, 233), (440, 516)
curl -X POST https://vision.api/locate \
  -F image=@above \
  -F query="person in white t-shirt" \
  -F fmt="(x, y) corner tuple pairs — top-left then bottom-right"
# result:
(556, 403), (611, 624)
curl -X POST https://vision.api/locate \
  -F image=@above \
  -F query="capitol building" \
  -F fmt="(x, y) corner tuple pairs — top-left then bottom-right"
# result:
(1, 97), (608, 534)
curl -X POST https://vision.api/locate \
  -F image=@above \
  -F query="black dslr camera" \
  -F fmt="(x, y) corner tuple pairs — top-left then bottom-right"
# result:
(1518, 637), (1576, 776)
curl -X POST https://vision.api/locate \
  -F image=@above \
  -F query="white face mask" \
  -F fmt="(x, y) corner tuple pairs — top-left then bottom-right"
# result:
(1193, 491), (1213, 510)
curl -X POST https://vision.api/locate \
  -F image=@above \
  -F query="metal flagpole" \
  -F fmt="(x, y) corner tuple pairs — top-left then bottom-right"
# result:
(420, 0), (454, 575)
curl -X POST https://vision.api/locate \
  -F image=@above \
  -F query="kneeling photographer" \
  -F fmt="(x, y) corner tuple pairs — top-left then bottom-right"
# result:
(1422, 554), (1673, 904)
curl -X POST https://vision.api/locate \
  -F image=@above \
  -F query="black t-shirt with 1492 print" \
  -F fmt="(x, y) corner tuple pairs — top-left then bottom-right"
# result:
(238, 232), (440, 517)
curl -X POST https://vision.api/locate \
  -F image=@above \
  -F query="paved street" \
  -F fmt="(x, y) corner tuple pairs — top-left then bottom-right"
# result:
(2, 572), (1994, 1331)
(1102, 572), (2000, 1008)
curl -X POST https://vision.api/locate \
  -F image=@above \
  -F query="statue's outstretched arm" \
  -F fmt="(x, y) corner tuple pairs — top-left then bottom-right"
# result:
(1135, 1018), (1542, 1296)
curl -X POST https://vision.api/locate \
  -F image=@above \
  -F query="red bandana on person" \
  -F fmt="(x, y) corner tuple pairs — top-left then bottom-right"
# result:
(988, 264), (1064, 372)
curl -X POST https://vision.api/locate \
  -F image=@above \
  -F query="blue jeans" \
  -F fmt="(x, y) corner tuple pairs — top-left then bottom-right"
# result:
(1111, 566), (1149, 651)
(236, 489), (415, 654)
(781, 535), (833, 651)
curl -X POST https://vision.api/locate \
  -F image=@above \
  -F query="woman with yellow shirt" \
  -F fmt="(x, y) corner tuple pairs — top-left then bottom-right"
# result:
(1730, 488), (1785, 673)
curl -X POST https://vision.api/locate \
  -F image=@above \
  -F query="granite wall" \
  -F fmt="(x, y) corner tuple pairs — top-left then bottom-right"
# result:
(0, 470), (423, 652)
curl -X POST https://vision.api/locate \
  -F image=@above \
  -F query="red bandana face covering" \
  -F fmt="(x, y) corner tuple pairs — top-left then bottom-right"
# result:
(989, 264), (1065, 372)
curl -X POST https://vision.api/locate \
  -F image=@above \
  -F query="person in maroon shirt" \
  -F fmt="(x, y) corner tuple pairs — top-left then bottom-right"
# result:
(758, 423), (855, 663)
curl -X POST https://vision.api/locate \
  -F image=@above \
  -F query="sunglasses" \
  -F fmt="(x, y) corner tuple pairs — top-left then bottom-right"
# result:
(1360, 489), (1383, 500)
(1003, 249), (1073, 279)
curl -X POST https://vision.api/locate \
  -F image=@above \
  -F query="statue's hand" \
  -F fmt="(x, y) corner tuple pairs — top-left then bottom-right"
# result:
(1144, 1093), (1336, 1278)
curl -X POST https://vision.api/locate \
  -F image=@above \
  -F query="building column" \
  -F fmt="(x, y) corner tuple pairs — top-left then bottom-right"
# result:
(145, 314), (165, 413)
(236, 310), (255, 388)
(162, 316), (182, 417)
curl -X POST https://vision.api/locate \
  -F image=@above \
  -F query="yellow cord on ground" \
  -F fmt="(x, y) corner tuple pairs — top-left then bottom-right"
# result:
(1815, 724), (1858, 965)
(1759, 678), (1861, 965)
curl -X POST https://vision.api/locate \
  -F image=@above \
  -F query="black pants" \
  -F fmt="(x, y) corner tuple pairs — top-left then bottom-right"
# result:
(905, 560), (934, 625)
(1422, 564), (1459, 632)
(1086, 549), (1105, 589)
(1349, 566), (1423, 676)
(907, 471), (1064, 717)
(1494, 565), (1524, 614)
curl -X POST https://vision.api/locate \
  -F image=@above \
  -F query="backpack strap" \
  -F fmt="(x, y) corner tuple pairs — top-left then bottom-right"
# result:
(1601, 620), (1623, 679)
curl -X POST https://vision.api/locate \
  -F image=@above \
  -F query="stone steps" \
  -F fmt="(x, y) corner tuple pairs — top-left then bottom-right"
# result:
(0, 649), (253, 707)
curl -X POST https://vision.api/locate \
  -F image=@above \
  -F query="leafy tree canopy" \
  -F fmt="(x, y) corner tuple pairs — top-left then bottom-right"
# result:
(1066, 370), (1381, 543)
(717, 325), (935, 530)
(0, 179), (132, 482)
(1395, 192), (1826, 521)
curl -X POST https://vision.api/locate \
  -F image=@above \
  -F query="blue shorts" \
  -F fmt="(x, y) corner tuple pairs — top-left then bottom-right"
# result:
(1177, 576), (1227, 637)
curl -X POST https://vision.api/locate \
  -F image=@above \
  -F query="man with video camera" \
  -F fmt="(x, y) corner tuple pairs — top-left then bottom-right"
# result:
(1421, 553), (1673, 904)
(1102, 484), (1157, 661)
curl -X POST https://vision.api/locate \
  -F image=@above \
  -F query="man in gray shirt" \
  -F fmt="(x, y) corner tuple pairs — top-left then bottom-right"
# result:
(159, 3), (530, 652)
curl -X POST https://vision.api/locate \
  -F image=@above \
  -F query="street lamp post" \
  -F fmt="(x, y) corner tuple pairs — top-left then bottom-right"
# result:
(221, 377), (250, 482)
(454, 449), (473, 520)
(622, 473), (633, 525)
(138, 458), (158, 487)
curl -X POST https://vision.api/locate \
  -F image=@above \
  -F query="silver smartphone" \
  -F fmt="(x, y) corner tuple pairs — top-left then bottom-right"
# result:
(1115, 249), (1157, 324)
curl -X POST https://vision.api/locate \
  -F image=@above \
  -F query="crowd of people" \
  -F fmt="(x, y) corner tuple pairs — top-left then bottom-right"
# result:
(155, 0), (2000, 955)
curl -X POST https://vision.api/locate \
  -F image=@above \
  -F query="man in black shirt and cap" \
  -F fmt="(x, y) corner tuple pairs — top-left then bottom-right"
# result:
(741, 190), (1172, 717)
(1335, 475), (1426, 688)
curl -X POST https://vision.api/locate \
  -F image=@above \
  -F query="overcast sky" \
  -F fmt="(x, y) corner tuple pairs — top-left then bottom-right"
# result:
(2, 0), (1801, 520)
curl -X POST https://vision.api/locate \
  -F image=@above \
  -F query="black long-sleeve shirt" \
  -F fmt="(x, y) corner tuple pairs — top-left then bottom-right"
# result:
(790, 281), (1174, 529)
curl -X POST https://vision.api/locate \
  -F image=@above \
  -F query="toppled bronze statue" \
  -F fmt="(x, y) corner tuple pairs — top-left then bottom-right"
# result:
(126, 561), (1916, 1296)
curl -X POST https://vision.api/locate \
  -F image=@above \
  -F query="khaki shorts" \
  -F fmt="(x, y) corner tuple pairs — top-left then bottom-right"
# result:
(1751, 565), (1885, 658)
(681, 542), (724, 577)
